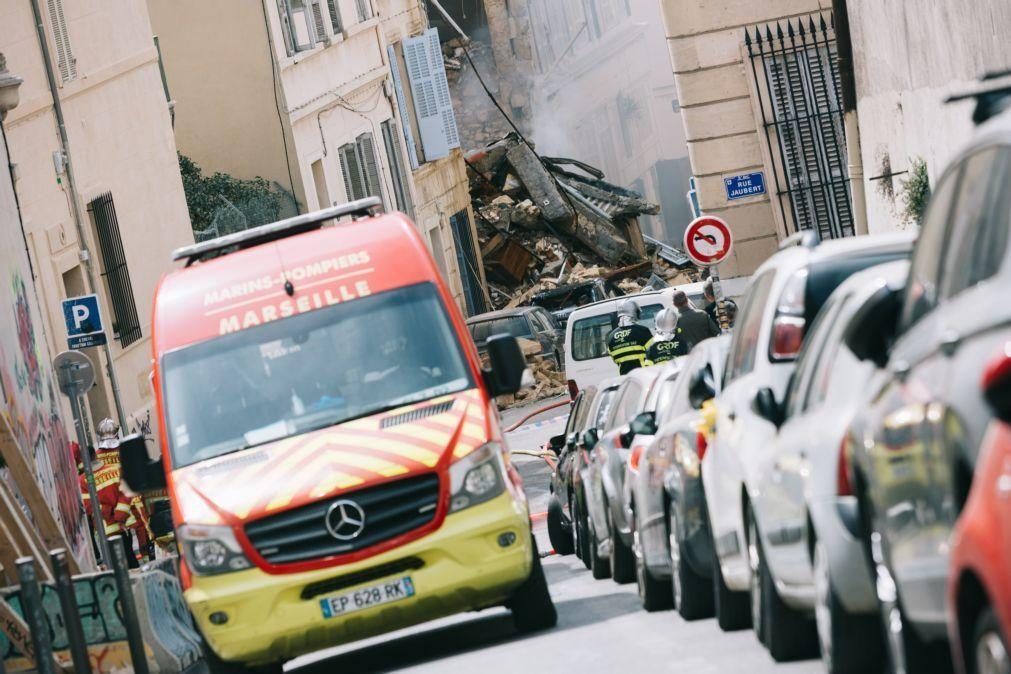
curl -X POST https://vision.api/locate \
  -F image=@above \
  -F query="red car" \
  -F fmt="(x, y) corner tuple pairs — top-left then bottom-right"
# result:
(948, 347), (1011, 674)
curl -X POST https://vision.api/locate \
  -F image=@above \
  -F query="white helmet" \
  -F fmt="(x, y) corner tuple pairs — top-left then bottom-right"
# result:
(96, 417), (120, 449)
(617, 299), (640, 325)
(654, 308), (677, 340)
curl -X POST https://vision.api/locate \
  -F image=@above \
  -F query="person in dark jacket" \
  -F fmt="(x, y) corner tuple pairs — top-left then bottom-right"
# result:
(703, 278), (738, 327)
(607, 299), (653, 374)
(674, 290), (720, 350)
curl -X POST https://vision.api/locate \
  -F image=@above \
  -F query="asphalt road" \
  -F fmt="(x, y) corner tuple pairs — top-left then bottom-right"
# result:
(288, 396), (822, 673)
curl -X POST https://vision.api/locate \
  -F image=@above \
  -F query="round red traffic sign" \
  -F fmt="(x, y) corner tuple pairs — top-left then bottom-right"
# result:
(683, 216), (733, 266)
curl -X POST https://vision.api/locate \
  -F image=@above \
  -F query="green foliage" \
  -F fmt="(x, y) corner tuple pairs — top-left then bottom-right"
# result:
(179, 154), (298, 241)
(900, 157), (930, 226)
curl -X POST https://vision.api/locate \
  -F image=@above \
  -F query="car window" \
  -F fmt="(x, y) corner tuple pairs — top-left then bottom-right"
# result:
(470, 316), (531, 343)
(653, 377), (680, 425)
(593, 388), (619, 428)
(541, 310), (561, 330)
(790, 290), (852, 414)
(726, 270), (776, 384)
(565, 393), (585, 435)
(940, 147), (1004, 300)
(570, 303), (662, 361)
(611, 381), (643, 428)
(901, 165), (961, 329)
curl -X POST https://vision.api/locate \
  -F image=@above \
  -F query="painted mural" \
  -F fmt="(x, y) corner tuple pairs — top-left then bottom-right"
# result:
(0, 137), (93, 569)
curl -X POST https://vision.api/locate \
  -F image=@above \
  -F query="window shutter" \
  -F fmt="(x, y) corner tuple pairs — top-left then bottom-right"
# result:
(309, 0), (328, 44)
(356, 133), (384, 204)
(382, 120), (414, 217)
(403, 28), (460, 162)
(339, 143), (366, 201)
(387, 44), (420, 169)
(355, 0), (372, 22)
(276, 0), (295, 55)
(46, 0), (76, 81)
(326, 0), (343, 34)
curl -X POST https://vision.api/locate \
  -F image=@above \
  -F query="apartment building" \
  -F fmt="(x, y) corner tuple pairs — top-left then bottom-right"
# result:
(149, 0), (489, 315)
(0, 1), (195, 440)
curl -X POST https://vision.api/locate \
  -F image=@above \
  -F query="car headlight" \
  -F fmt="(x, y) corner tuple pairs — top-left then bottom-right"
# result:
(449, 442), (506, 513)
(177, 524), (253, 576)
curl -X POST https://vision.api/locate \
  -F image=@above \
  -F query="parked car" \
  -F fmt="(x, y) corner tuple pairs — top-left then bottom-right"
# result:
(744, 260), (909, 672)
(564, 286), (703, 394)
(845, 106), (1011, 674)
(531, 278), (622, 327)
(466, 306), (564, 368)
(702, 230), (915, 655)
(545, 385), (599, 556)
(631, 335), (732, 615)
(948, 344), (1011, 674)
(571, 377), (624, 569)
(581, 367), (665, 580)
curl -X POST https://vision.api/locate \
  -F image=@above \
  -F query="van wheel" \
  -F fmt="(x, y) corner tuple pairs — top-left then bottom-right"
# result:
(547, 496), (574, 555)
(509, 535), (558, 633)
(972, 608), (1010, 674)
(589, 518), (611, 580)
(670, 505), (713, 620)
(607, 500), (635, 584)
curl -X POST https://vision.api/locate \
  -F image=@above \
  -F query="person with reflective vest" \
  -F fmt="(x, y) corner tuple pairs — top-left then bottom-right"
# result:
(646, 308), (687, 365)
(80, 419), (143, 567)
(607, 299), (653, 374)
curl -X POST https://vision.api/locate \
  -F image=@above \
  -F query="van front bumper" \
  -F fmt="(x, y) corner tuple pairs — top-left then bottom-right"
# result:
(187, 491), (532, 666)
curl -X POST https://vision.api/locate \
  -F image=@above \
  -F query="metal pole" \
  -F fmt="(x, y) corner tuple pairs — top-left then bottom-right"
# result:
(68, 392), (111, 567)
(16, 558), (55, 674)
(107, 536), (149, 674)
(710, 267), (729, 332)
(49, 550), (91, 674)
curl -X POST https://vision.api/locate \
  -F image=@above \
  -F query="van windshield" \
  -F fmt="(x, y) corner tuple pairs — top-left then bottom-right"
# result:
(161, 282), (472, 467)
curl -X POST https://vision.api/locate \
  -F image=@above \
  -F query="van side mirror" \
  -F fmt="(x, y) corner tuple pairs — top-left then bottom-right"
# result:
(484, 334), (527, 396)
(630, 411), (657, 439)
(118, 433), (167, 493)
(752, 388), (784, 428)
(845, 284), (902, 369)
(983, 348), (1011, 423)
(582, 428), (599, 450)
(547, 433), (566, 456)
(688, 366), (716, 410)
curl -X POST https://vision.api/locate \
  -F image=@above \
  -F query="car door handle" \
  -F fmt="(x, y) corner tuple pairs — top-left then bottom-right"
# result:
(940, 331), (961, 357)
(727, 411), (736, 422)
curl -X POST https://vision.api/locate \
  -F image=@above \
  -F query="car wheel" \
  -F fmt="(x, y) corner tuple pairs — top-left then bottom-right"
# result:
(508, 533), (558, 633)
(635, 512), (673, 611)
(973, 608), (1011, 674)
(570, 492), (583, 561)
(813, 538), (885, 673)
(575, 491), (592, 569)
(589, 516), (611, 580)
(669, 504), (713, 620)
(547, 495), (574, 555)
(748, 510), (817, 661)
(710, 523), (750, 631)
(607, 498), (635, 584)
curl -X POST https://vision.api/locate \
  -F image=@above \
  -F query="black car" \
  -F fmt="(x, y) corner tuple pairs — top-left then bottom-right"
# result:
(546, 385), (598, 555)
(466, 306), (565, 368)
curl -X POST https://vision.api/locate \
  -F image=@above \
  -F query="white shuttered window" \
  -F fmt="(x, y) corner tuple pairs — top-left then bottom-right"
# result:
(403, 28), (460, 162)
(47, 0), (76, 82)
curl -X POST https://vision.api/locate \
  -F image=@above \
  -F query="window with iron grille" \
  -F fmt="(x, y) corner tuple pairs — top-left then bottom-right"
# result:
(381, 120), (414, 217)
(338, 134), (383, 203)
(87, 193), (141, 347)
(46, 0), (76, 82)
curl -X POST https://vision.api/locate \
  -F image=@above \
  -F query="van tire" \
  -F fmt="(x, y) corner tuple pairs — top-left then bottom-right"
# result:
(547, 496), (574, 555)
(509, 535), (558, 633)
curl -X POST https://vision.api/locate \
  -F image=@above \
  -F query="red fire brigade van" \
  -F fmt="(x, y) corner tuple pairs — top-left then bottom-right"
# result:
(140, 198), (555, 671)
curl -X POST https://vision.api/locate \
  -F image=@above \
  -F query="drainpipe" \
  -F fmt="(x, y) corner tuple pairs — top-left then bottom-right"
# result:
(28, 0), (128, 427)
(832, 0), (868, 235)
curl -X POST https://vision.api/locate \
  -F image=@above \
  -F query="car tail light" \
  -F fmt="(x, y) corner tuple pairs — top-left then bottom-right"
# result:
(837, 436), (853, 497)
(629, 444), (644, 472)
(770, 269), (807, 361)
(695, 431), (708, 460)
(567, 379), (579, 400)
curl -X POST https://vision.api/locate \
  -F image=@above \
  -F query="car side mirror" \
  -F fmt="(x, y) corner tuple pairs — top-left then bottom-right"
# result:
(983, 348), (1011, 423)
(484, 334), (528, 396)
(548, 433), (566, 456)
(845, 284), (903, 369)
(688, 366), (716, 410)
(582, 428), (599, 450)
(752, 387), (784, 428)
(566, 431), (580, 447)
(630, 411), (657, 438)
(118, 433), (167, 493)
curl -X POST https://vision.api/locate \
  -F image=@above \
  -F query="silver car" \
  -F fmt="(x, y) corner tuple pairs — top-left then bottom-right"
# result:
(747, 260), (909, 673)
(582, 366), (664, 582)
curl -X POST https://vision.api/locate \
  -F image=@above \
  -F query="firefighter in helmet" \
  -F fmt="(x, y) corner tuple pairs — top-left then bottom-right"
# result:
(606, 299), (653, 375)
(645, 308), (687, 365)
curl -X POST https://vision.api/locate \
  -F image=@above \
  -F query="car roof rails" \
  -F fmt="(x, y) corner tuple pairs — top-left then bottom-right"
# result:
(778, 229), (820, 251)
(945, 70), (1011, 125)
(172, 196), (384, 266)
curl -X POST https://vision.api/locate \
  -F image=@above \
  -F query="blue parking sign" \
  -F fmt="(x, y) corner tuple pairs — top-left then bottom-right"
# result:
(63, 294), (107, 349)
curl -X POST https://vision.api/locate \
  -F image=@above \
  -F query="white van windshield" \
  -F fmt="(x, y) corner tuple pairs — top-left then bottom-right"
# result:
(162, 283), (472, 467)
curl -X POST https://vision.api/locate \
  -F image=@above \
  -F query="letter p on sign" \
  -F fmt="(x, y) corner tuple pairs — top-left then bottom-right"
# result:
(72, 304), (90, 331)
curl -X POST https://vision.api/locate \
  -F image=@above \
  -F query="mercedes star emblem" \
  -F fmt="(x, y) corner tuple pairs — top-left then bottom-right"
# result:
(325, 499), (367, 541)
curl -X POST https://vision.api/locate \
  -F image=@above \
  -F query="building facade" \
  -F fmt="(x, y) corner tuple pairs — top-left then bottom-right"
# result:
(1, 1), (195, 442)
(149, 0), (489, 316)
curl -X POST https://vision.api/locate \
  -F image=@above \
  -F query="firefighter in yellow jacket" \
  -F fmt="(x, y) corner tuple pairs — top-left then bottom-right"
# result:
(607, 299), (653, 374)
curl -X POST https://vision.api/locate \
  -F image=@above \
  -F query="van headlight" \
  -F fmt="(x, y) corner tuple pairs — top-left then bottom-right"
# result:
(177, 524), (253, 575)
(449, 442), (506, 513)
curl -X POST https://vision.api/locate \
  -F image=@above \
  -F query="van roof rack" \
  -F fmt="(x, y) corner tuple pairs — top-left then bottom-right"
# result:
(778, 229), (819, 251)
(945, 70), (1011, 125)
(172, 197), (384, 265)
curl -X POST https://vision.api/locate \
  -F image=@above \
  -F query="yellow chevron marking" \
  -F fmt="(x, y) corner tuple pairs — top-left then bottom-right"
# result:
(460, 421), (485, 441)
(308, 470), (367, 500)
(325, 450), (409, 478)
(453, 441), (478, 459)
(365, 437), (441, 467)
(408, 426), (453, 446)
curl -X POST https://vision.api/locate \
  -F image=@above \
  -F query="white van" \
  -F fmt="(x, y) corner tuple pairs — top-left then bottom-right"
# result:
(563, 279), (749, 395)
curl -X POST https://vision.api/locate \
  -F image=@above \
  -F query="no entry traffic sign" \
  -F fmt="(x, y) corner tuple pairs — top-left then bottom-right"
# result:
(683, 216), (733, 267)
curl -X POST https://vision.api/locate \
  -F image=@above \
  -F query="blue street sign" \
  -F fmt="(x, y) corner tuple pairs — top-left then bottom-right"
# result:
(724, 172), (767, 201)
(687, 176), (701, 219)
(62, 294), (107, 350)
